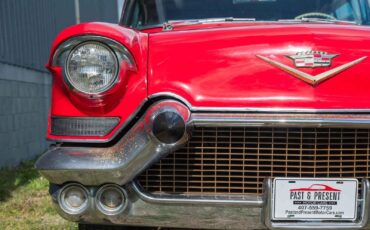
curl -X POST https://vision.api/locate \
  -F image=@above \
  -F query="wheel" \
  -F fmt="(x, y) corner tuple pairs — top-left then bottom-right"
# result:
(78, 224), (157, 230)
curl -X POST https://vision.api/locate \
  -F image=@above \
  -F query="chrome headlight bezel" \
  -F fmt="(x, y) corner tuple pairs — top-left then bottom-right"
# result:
(52, 36), (136, 96)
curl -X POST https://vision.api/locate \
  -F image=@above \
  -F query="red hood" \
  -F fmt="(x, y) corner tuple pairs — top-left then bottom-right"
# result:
(147, 23), (370, 109)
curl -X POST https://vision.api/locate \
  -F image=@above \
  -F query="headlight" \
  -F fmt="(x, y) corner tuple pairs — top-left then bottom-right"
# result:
(65, 42), (119, 94)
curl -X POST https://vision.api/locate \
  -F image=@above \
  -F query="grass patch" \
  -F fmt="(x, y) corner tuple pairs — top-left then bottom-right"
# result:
(0, 160), (77, 230)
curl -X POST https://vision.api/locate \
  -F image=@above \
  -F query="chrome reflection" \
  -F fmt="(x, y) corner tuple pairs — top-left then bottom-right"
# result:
(36, 100), (191, 186)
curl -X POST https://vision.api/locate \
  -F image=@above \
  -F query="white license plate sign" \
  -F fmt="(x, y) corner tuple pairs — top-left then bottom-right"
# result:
(273, 178), (358, 220)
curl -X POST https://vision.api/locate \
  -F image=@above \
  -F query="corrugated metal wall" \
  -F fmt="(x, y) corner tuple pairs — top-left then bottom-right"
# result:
(0, 0), (119, 72)
(0, 0), (120, 167)
(80, 0), (118, 23)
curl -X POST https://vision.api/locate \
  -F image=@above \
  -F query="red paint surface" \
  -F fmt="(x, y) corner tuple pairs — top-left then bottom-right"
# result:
(148, 23), (370, 109)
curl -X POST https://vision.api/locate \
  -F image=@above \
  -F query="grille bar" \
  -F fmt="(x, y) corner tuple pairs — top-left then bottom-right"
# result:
(139, 127), (370, 196)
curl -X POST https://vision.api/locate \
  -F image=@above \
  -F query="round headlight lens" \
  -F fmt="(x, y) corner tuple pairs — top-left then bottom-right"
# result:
(66, 42), (118, 94)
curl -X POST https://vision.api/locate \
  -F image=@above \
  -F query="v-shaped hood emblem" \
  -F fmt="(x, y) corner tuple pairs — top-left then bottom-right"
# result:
(256, 54), (367, 86)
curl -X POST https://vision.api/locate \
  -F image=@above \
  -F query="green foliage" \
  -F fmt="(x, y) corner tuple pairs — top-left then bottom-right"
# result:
(0, 160), (77, 230)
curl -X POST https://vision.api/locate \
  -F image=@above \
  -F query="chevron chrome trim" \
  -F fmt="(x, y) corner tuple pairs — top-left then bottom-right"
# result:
(256, 55), (367, 86)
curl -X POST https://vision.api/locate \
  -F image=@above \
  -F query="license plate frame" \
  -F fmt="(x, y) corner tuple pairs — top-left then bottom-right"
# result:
(272, 178), (358, 221)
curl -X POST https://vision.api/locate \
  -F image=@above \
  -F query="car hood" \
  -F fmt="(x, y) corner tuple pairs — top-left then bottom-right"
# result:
(147, 24), (370, 110)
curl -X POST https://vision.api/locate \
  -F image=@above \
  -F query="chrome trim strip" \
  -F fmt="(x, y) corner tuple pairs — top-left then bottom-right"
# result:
(263, 179), (370, 229)
(192, 107), (370, 113)
(148, 92), (193, 108)
(149, 92), (370, 113)
(131, 182), (264, 207)
(36, 100), (190, 185)
(191, 113), (370, 128)
(52, 35), (136, 69)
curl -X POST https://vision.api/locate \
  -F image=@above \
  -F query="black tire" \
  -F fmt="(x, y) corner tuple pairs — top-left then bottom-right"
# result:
(78, 224), (157, 230)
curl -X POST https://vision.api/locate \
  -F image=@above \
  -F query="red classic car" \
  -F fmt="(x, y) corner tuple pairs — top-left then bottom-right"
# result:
(36, 0), (370, 229)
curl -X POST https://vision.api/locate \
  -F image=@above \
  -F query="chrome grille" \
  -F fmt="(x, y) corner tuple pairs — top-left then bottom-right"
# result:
(138, 127), (370, 196)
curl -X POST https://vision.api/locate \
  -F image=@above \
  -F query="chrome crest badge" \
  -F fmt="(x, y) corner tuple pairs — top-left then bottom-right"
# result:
(256, 51), (367, 86)
(287, 51), (338, 68)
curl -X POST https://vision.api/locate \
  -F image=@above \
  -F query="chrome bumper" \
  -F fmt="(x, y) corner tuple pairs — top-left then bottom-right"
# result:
(52, 182), (265, 230)
(36, 100), (191, 185)
(49, 179), (370, 230)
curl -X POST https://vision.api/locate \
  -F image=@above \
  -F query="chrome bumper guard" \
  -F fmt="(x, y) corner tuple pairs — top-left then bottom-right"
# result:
(36, 100), (190, 185)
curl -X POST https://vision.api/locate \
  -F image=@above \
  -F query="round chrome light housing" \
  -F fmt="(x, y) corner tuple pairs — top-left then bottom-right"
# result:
(96, 185), (127, 216)
(59, 184), (89, 215)
(152, 111), (186, 144)
(65, 42), (119, 94)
